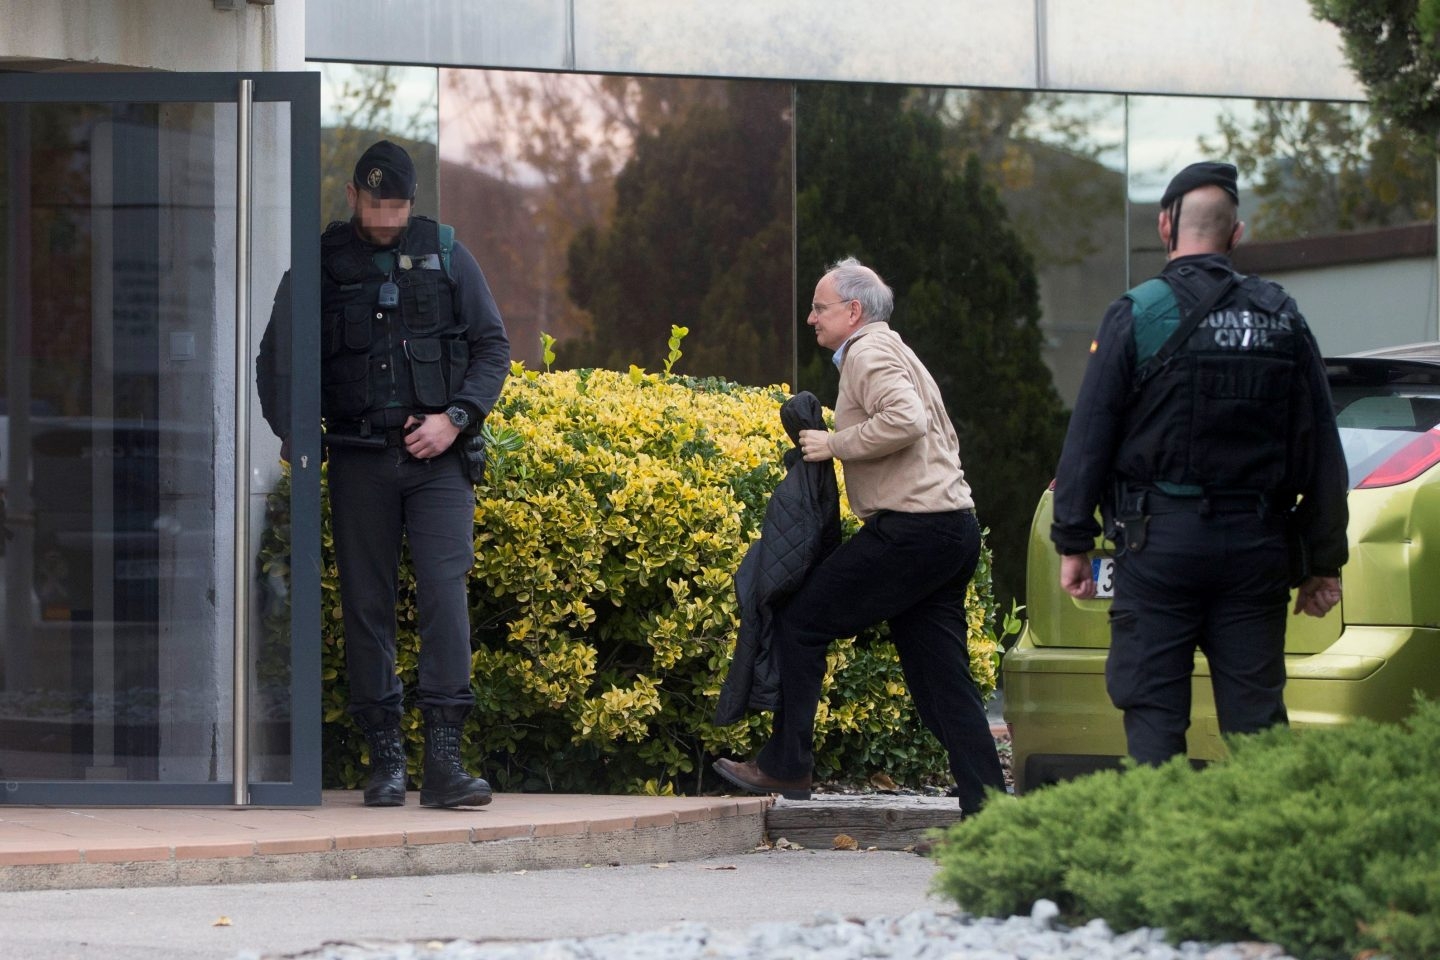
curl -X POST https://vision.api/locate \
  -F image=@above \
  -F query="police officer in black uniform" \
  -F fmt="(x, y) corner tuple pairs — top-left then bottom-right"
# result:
(257, 141), (510, 806)
(1050, 161), (1348, 766)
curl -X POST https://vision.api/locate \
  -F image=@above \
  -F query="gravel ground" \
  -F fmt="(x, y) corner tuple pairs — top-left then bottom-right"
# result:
(246, 902), (1300, 960)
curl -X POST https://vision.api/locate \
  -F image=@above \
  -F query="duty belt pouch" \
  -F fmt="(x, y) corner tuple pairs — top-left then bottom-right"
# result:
(461, 433), (487, 484)
(1100, 477), (1122, 542)
(1114, 486), (1148, 554)
(1122, 515), (1149, 553)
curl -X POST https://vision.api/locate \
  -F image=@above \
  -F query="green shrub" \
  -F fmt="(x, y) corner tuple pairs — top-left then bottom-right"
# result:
(931, 698), (1440, 960)
(261, 363), (1010, 796)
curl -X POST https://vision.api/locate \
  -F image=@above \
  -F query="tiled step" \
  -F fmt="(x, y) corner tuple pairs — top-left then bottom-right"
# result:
(0, 791), (770, 891)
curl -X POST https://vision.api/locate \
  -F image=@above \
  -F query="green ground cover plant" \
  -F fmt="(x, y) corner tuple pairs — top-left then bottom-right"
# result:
(260, 350), (1012, 796)
(931, 698), (1440, 960)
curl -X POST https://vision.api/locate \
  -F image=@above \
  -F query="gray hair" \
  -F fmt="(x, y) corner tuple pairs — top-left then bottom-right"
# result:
(826, 257), (893, 324)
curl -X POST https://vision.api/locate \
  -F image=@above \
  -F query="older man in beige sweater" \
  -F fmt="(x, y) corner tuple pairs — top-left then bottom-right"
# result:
(713, 257), (1005, 814)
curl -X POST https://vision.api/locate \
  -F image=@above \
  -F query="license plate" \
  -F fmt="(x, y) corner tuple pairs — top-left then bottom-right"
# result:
(1092, 557), (1115, 599)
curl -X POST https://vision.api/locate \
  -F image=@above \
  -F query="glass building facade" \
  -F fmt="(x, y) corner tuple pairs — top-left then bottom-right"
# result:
(318, 63), (1438, 612)
(3, 1), (1413, 807)
(320, 64), (1437, 404)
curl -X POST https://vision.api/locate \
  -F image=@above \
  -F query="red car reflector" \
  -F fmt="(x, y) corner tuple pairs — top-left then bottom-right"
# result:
(1357, 428), (1440, 489)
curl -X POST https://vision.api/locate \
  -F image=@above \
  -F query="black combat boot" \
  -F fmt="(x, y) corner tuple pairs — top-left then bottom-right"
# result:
(354, 708), (407, 807)
(420, 706), (493, 808)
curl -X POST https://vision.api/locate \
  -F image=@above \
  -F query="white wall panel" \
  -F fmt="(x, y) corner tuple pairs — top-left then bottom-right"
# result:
(306, 0), (570, 70)
(303, 0), (1364, 102)
(0, 0), (305, 73)
(1275, 259), (1439, 356)
(571, 0), (1037, 87)
(1043, 0), (1363, 100)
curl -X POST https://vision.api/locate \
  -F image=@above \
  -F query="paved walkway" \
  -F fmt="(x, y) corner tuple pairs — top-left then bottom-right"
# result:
(0, 790), (770, 891)
(0, 848), (946, 960)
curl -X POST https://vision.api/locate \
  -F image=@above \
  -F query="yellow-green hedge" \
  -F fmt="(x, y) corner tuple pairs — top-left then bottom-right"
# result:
(267, 365), (1004, 795)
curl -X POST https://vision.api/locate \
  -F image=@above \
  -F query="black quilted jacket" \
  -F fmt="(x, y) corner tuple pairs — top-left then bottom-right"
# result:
(714, 392), (841, 725)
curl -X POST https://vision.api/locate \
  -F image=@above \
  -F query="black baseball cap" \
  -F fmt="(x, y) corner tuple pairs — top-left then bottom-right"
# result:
(353, 140), (416, 200)
(1160, 161), (1239, 208)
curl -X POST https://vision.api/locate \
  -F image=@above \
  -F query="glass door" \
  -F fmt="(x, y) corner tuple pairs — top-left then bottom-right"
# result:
(0, 73), (320, 804)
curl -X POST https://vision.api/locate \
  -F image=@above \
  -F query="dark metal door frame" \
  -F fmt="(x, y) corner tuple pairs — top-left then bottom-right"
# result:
(0, 72), (321, 806)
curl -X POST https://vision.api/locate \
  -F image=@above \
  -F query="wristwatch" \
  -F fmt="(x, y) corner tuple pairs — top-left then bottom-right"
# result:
(444, 405), (471, 430)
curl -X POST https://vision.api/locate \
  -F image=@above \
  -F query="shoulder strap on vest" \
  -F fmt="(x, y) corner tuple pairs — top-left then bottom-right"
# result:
(1240, 274), (1290, 313)
(386, 218), (455, 278)
(321, 221), (373, 284)
(1130, 272), (1239, 395)
(401, 217), (441, 256)
(437, 223), (455, 277)
(366, 217), (452, 278)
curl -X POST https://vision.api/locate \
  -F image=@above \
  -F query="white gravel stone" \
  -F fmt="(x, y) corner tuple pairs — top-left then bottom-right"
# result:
(1030, 898), (1062, 930)
(251, 909), (1307, 960)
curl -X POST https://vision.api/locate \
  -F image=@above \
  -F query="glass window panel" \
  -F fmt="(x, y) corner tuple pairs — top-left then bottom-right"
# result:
(959, 89), (1128, 407)
(1125, 95), (1228, 282)
(0, 101), (234, 783)
(792, 83), (1090, 613)
(439, 69), (794, 386)
(1127, 95), (1437, 356)
(316, 64), (440, 226)
(249, 101), (295, 785)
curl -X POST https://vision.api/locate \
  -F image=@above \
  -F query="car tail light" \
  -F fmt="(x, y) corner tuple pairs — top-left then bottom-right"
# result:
(1356, 427), (1440, 489)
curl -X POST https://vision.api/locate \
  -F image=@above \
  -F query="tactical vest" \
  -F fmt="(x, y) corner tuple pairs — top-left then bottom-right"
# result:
(317, 216), (466, 424)
(1116, 267), (1303, 496)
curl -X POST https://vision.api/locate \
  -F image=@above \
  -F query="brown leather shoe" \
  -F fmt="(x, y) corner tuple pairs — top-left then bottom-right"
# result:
(712, 758), (811, 800)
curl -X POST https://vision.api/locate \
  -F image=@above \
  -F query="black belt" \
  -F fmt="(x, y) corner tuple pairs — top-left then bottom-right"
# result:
(327, 409), (427, 445)
(1143, 489), (1268, 516)
(324, 425), (410, 450)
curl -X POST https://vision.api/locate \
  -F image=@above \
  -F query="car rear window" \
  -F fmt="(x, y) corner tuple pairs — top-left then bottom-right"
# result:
(1329, 359), (1440, 488)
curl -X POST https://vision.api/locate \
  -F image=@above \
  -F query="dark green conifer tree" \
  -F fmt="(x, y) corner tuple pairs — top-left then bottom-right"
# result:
(565, 82), (793, 386)
(795, 83), (1067, 614)
(1310, 0), (1440, 144)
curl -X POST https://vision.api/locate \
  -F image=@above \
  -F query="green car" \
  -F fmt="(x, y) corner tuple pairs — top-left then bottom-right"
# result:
(1004, 342), (1440, 793)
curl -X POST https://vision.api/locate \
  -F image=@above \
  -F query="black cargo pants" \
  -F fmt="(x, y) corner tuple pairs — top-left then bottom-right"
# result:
(756, 508), (1005, 814)
(1107, 505), (1292, 766)
(328, 443), (476, 722)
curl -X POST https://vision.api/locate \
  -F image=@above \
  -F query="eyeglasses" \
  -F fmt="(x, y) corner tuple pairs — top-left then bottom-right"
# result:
(809, 298), (854, 314)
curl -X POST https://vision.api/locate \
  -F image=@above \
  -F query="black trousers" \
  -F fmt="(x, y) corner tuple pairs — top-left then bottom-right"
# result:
(756, 509), (1004, 813)
(328, 444), (476, 721)
(1107, 509), (1292, 765)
